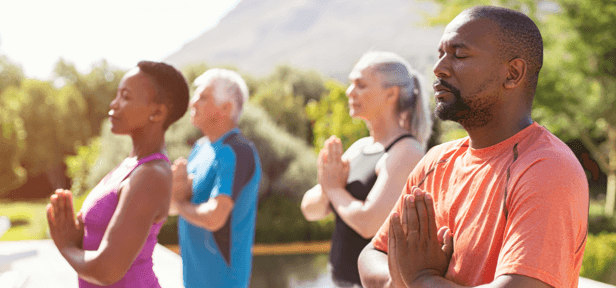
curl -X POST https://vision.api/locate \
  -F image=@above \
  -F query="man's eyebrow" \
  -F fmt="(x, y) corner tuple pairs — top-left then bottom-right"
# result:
(451, 43), (470, 49)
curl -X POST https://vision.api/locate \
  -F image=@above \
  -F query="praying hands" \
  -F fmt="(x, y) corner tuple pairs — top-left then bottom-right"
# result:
(387, 187), (453, 288)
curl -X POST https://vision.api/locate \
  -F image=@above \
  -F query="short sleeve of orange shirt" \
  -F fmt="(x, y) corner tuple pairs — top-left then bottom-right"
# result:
(371, 123), (589, 287)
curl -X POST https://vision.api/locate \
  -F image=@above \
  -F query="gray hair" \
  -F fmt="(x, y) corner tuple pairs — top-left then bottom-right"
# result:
(353, 51), (433, 149)
(193, 68), (249, 123)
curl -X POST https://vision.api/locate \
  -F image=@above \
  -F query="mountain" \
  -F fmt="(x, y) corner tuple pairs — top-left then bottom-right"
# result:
(164, 0), (444, 81)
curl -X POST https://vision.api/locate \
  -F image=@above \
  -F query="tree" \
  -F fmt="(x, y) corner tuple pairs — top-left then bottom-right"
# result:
(306, 80), (369, 153)
(0, 87), (26, 196)
(54, 59), (124, 137)
(14, 79), (90, 190)
(426, 0), (616, 215)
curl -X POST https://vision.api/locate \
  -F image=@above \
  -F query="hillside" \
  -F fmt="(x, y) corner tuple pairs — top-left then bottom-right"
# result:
(164, 0), (444, 81)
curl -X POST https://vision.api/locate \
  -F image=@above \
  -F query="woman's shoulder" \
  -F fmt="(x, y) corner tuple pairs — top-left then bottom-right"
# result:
(386, 135), (424, 157)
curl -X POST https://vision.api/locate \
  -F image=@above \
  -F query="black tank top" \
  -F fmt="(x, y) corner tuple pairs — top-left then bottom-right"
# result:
(329, 134), (415, 285)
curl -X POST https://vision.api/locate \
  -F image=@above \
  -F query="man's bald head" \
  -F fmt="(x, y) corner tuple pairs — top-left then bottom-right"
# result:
(461, 6), (543, 92)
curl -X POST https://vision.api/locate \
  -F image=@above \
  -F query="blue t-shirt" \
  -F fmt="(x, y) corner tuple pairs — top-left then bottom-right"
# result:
(178, 128), (262, 288)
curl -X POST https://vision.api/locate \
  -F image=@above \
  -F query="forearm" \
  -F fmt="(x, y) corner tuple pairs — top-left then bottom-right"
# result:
(358, 243), (394, 288)
(324, 186), (376, 238)
(176, 199), (227, 231)
(300, 185), (332, 221)
(60, 247), (122, 286)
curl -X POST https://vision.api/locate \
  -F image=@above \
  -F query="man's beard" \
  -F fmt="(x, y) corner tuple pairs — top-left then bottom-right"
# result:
(434, 79), (471, 122)
(434, 79), (495, 129)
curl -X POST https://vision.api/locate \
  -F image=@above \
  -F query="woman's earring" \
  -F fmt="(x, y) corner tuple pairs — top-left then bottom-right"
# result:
(149, 116), (154, 122)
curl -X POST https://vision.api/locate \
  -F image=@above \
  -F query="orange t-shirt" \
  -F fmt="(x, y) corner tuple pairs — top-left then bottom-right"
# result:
(372, 123), (588, 287)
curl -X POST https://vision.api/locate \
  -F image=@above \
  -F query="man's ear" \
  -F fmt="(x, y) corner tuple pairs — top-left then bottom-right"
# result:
(504, 58), (527, 89)
(218, 101), (234, 119)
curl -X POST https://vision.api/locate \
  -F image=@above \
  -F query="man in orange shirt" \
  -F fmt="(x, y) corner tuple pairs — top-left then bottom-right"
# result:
(357, 6), (588, 288)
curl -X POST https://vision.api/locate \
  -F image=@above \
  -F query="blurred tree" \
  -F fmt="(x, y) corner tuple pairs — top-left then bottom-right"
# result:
(251, 65), (326, 144)
(0, 86), (26, 196)
(15, 79), (90, 190)
(426, 0), (616, 215)
(0, 55), (25, 94)
(54, 59), (124, 137)
(306, 80), (369, 154)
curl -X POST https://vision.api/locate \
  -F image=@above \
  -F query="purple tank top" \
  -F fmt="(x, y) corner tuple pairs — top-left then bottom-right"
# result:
(78, 153), (169, 287)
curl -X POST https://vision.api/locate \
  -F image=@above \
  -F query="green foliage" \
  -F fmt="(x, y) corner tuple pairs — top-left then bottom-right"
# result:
(16, 79), (91, 175)
(423, 0), (538, 26)
(159, 195), (335, 245)
(251, 82), (311, 141)
(581, 233), (616, 283)
(238, 104), (318, 200)
(306, 80), (369, 153)
(250, 65), (326, 144)
(0, 87), (27, 196)
(65, 138), (101, 196)
(0, 201), (48, 241)
(254, 195), (333, 244)
(0, 55), (25, 94)
(54, 59), (124, 137)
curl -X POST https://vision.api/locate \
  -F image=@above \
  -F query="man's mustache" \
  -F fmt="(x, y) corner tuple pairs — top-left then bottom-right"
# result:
(433, 79), (461, 96)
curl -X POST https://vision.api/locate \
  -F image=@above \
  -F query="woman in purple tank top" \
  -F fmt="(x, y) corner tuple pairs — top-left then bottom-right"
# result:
(46, 61), (189, 287)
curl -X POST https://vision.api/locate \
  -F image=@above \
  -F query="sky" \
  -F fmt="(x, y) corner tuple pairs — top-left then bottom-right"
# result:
(0, 0), (242, 80)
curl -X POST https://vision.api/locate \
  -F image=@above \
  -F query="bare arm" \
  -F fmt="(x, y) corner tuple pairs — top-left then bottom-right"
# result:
(50, 162), (172, 286)
(175, 194), (234, 231)
(300, 137), (371, 221)
(300, 184), (332, 221)
(323, 137), (424, 239)
(358, 243), (395, 288)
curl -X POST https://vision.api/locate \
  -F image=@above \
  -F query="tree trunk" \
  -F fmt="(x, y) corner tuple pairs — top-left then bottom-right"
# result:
(605, 127), (616, 216)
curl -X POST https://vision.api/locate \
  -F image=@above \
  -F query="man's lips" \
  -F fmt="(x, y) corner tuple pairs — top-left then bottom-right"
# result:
(434, 85), (452, 99)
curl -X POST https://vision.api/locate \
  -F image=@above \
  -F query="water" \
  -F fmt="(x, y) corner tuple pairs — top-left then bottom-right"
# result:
(250, 253), (336, 288)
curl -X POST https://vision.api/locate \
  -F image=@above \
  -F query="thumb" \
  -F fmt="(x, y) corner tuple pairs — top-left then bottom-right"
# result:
(75, 211), (84, 230)
(441, 227), (453, 259)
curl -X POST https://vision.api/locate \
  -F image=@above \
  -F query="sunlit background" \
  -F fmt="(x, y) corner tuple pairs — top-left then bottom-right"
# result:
(0, 0), (241, 80)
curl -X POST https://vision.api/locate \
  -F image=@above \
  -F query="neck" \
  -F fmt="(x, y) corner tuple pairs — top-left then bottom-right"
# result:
(129, 125), (166, 159)
(465, 114), (533, 149)
(201, 119), (237, 143)
(365, 111), (407, 145)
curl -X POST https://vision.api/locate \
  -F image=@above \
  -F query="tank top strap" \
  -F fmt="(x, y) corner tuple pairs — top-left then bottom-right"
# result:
(120, 153), (170, 183)
(136, 152), (170, 166)
(384, 134), (415, 152)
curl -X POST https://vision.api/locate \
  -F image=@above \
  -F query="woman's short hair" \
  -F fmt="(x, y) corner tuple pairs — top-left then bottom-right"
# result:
(352, 51), (433, 148)
(137, 61), (190, 130)
(193, 68), (249, 123)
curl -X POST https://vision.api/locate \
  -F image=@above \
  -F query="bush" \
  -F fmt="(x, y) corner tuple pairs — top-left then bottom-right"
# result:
(588, 200), (616, 235)
(581, 232), (616, 284)
(254, 195), (333, 244)
(306, 80), (369, 153)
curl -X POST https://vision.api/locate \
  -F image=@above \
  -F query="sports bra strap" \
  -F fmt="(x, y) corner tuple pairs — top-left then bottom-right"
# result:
(137, 153), (170, 166)
(384, 134), (415, 152)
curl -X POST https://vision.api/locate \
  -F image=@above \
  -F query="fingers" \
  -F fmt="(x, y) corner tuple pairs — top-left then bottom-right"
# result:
(405, 194), (419, 241)
(65, 190), (75, 220)
(425, 192), (438, 241)
(332, 137), (343, 160)
(442, 227), (454, 260)
(75, 211), (85, 231)
(401, 196), (408, 236)
(389, 212), (398, 250)
(46, 203), (55, 226)
(51, 193), (60, 222)
(413, 187), (428, 240)
(387, 215), (399, 280)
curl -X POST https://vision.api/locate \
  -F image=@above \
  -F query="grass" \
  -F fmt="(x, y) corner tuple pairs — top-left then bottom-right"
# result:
(0, 194), (88, 242)
(0, 201), (48, 241)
